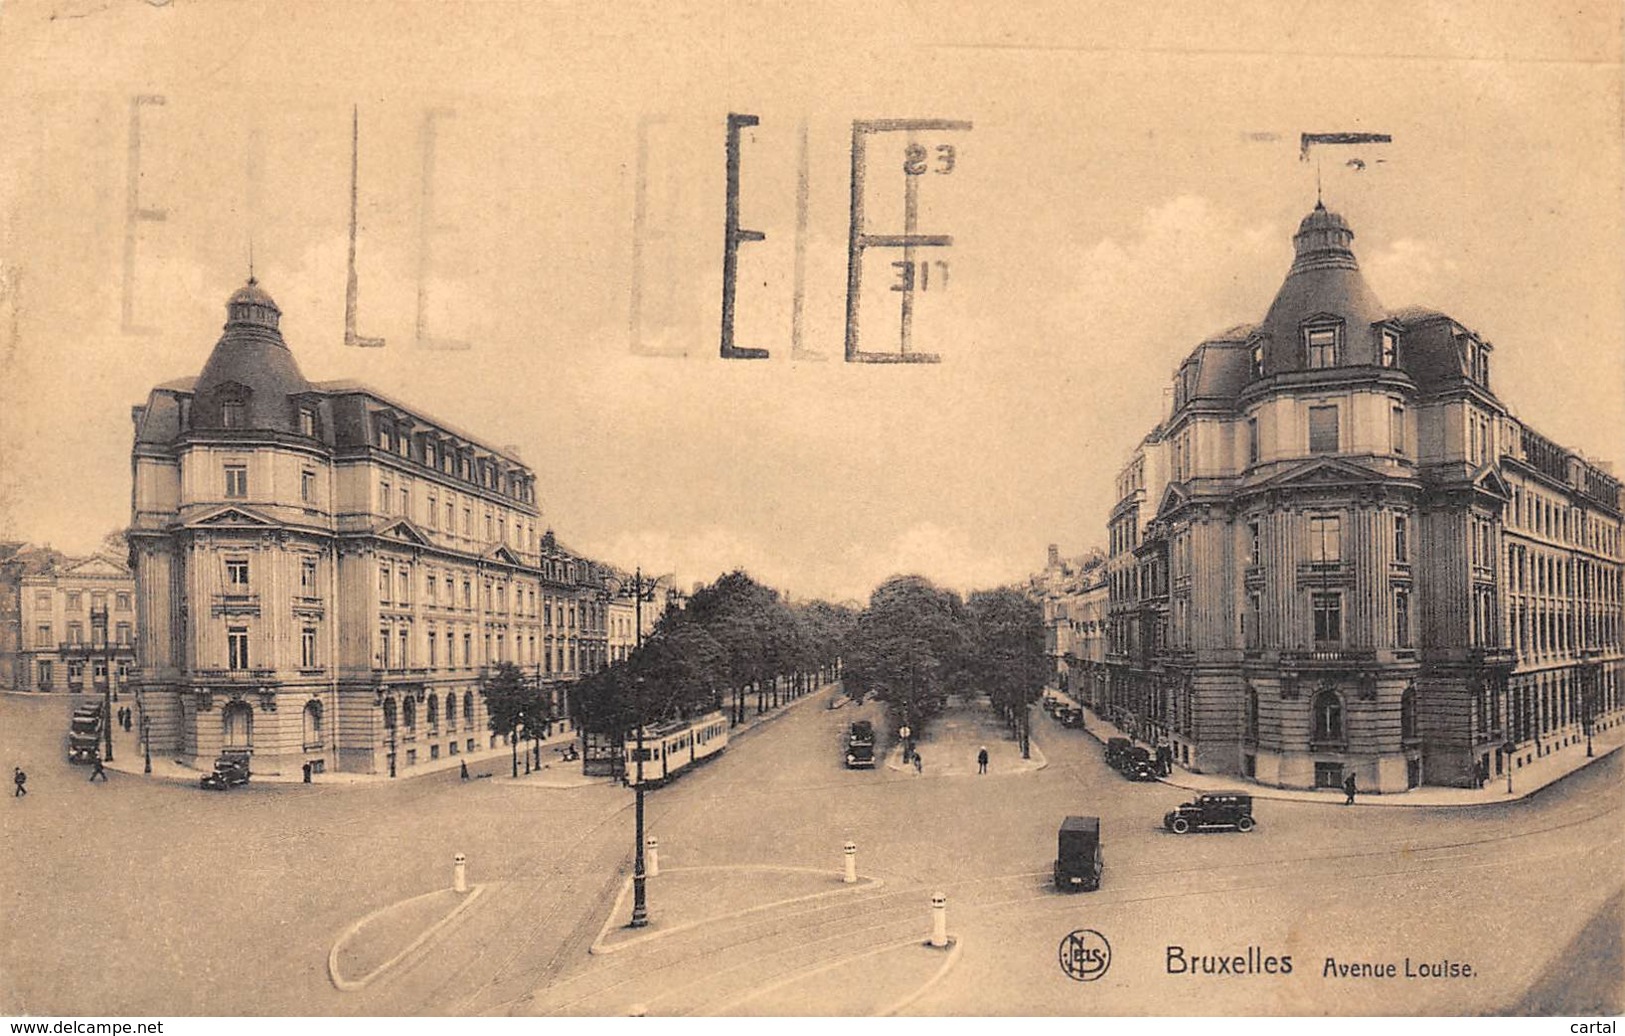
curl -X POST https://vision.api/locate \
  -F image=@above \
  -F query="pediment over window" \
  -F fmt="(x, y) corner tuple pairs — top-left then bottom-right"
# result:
(376, 519), (433, 546)
(185, 505), (280, 529)
(483, 544), (523, 566)
(1471, 464), (1511, 501)
(1256, 457), (1388, 491)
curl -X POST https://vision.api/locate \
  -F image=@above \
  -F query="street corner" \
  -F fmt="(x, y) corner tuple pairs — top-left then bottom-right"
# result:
(590, 864), (884, 956)
(328, 882), (488, 992)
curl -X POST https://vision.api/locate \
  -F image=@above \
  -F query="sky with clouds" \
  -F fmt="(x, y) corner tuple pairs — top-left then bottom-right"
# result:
(0, 2), (1619, 604)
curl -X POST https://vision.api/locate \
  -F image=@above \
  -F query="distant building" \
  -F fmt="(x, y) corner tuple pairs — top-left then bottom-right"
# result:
(129, 278), (610, 776)
(1029, 545), (1108, 696)
(1105, 203), (1623, 792)
(606, 571), (679, 664)
(0, 546), (137, 694)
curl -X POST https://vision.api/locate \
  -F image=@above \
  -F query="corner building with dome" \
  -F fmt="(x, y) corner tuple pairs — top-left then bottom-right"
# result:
(1099, 203), (1624, 792)
(129, 279), (610, 776)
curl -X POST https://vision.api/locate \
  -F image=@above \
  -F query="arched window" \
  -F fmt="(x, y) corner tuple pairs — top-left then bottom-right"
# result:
(1401, 687), (1416, 740)
(403, 696), (416, 730)
(1245, 687), (1259, 741)
(223, 701), (254, 748)
(303, 700), (323, 746)
(1312, 688), (1344, 743)
(445, 692), (456, 731)
(463, 691), (475, 724)
(427, 693), (439, 731)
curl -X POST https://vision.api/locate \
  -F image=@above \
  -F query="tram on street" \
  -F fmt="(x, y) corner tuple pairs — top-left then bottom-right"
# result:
(626, 709), (730, 786)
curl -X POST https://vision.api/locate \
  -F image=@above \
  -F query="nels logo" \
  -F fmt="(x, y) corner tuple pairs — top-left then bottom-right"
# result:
(1059, 929), (1112, 982)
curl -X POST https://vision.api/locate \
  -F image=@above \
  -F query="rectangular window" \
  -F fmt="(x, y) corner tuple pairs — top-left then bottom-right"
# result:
(1390, 405), (1405, 455)
(116, 622), (131, 646)
(301, 626), (318, 668)
(398, 569), (410, 603)
(226, 558), (249, 586)
(446, 501), (455, 529)
(35, 625), (51, 648)
(116, 593), (131, 611)
(426, 575), (437, 603)
(300, 408), (316, 436)
(462, 580), (472, 608)
(222, 401), (244, 428)
(1394, 515), (1408, 563)
(380, 481), (392, 514)
(301, 469), (316, 503)
(1247, 417), (1259, 465)
(379, 627), (390, 668)
(397, 628), (408, 668)
(1380, 329), (1398, 367)
(444, 631), (453, 666)
(400, 487), (410, 517)
(1312, 592), (1342, 645)
(301, 558), (318, 592)
(1308, 405), (1339, 453)
(428, 631), (438, 667)
(1309, 514), (1342, 563)
(1245, 590), (1262, 648)
(463, 632), (472, 667)
(1250, 340), (1264, 378)
(1248, 519), (1262, 566)
(1306, 327), (1339, 368)
(463, 508), (472, 535)
(1395, 590), (1411, 648)
(228, 626), (250, 670)
(427, 495), (438, 528)
(224, 464), (248, 498)
(67, 591), (82, 611)
(67, 621), (83, 644)
(379, 564), (391, 602)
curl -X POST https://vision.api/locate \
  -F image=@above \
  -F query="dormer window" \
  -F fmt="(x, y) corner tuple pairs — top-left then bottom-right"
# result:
(1304, 325), (1340, 369)
(299, 408), (317, 437)
(1380, 329), (1398, 367)
(222, 401), (245, 428)
(1250, 340), (1265, 378)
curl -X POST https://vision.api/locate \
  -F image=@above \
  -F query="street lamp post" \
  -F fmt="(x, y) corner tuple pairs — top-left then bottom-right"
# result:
(629, 673), (650, 928)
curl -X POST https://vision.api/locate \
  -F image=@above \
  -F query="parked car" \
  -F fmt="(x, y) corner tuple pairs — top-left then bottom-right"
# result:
(1104, 737), (1133, 770)
(1163, 793), (1255, 833)
(200, 751), (251, 790)
(1118, 745), (1154, 779)
(1053, 815), (1103, 892)
(1059, 706), (1086, 729)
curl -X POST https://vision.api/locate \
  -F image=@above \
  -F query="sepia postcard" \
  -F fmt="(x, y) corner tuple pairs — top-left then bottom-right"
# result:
(0, 0), (1620, 1025)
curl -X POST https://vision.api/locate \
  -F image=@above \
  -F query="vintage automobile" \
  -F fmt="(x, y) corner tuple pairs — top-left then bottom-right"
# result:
(200, 751), (252, 790)
(1053, 815), (1103, 892)
(1163, 793), (1256, 833)
(1103, 737), (1133, 770)
(1121, 748), (1159, 782)
(1058, 706), (1086, 729)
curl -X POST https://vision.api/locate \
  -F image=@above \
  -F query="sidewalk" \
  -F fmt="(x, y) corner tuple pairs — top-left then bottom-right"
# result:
(884, 695), (1047, 777)
(1079, 705), (1625, 807)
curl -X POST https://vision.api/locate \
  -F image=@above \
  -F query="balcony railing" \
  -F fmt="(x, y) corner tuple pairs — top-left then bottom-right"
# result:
(1281, 649), (1377, 667)
(194, 668), (278, 681)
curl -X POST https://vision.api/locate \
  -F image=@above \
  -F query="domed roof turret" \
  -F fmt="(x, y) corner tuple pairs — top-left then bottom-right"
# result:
(191, 277), (311, 433)
(1255, 202), (1390, 373)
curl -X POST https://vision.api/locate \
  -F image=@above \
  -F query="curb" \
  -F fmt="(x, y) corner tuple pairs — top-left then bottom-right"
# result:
(589, 864), (885, 956)
(328, 883), (488, 991)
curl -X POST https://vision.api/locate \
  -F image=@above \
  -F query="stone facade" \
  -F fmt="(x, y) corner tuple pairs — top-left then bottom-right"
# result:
(1104, 204), (1624, 792)
(129, 278), (610, 776)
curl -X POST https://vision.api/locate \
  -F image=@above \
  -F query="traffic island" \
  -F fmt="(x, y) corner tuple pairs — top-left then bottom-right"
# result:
(590, 864), (883, 956)
(711, 934), (963, 1016)
(328, 883), (487, 991)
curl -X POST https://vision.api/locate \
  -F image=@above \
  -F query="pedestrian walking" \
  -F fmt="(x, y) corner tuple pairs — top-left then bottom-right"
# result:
(977, 746), (989, 774)
(1156, 742), (1173, 777)
(460, 760), (470, 780)
(1342, 772), (1356, 805)
(912, 751), (923, 775)
(301, 761), (312, 784)
(13, 767), (26, 797)
(124, 709), (133, 732)
(89, 755), (108, 782)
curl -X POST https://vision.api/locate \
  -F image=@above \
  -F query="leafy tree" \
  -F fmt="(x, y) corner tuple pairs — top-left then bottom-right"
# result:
(967, 587), (1047, 758)
(480, 661), (531, 778)
(844, 575), (966, 738)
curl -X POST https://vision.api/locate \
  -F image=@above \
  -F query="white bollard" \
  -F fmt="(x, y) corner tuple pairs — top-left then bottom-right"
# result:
(645, 836), (660, 878)
(930, 892), (948, 948)
(453, 852), (468, 894)
(843, 841), (858, 884)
